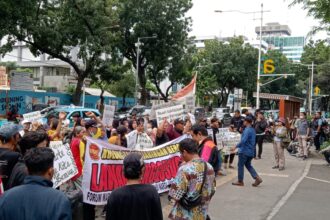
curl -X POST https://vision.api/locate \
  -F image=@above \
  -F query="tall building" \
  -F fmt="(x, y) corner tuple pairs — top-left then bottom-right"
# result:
(255, 22), (305, 62)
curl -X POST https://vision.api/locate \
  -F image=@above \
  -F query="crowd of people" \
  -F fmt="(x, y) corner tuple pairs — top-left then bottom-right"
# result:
(0, 107), (328, 220)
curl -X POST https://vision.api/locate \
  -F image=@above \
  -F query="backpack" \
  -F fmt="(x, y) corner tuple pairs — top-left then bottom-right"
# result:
(198, 140), (220, 173)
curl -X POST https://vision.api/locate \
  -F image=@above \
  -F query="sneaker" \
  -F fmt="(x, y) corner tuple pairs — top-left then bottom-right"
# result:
(303, 156), (307, 160)
(272, 166), (279, 169)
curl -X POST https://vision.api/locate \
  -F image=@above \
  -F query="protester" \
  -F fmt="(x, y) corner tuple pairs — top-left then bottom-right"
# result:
(0, 124), (21, 191)
(168, 138), (215, 220)
(156, 119), (170, 145)
(0, 148), (72, 220)
(198, 118), (208, 128)
(232, 117), (263, 187)
(80, 117), (106, 220)
(296, 112), (310, 159)
(210, 118), (220, 144)
(272, 118), (287, 171)
(72, 112), (82, 128)
(106, 153), (163, 220)
(7, 131), (49, 189)
(311, 112), (323, 151)
(146, 121), (156, 144)
(289, 116), (298, 141)
(128, 119), (137, 132)
(254, 111), (268, 159)
(191, 125), (220, 174)
(109, 125), (128, 147)
(167, 118), (185, 141)
(70, 126), (86, 181)
(230, 110), (244, 133)
(47, 112), (67, 141)
(19, 120), (31, 137)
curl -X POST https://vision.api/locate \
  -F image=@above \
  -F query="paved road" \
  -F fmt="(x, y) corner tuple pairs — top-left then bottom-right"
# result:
(96, 143), (330, 220)
(162, 143), (330, 220)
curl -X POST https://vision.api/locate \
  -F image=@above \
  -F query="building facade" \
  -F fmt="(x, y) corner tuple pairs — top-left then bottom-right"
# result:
(255, 22), (305, 62)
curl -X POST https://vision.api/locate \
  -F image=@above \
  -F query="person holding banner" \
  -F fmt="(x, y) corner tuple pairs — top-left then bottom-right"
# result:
(169, 139), (215, 220)
(0, 148), (72, 220)
(105, 153), (163, 220)
(232, 117), (263, 187)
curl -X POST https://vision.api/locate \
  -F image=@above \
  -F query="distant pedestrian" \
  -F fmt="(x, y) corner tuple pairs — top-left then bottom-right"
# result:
(254, 111), (268, 159)
(296, 112), (310, 159)
(232, 117), (263, 187)
(106, 153), (163, 220)
(272, 118), (287, 171)
(168, 139), (215, 220)
(311, 112), (324, 151)
(0, 148), (72, 220)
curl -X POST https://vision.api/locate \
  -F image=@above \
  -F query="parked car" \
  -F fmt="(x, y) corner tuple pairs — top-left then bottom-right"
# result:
(42, 106), (101, 127)
(118, 105), (151, 119)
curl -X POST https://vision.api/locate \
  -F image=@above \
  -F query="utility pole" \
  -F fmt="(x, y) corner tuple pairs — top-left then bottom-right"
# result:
(309, 61), (314, 114)
(256, 3), (263, 110)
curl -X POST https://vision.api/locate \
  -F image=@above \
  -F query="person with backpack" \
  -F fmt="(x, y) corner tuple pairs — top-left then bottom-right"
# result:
(191, 125), (220, 175)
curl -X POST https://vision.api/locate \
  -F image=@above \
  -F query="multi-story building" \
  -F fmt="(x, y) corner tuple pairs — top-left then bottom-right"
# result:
(0, 39), (81, 91)
(255, 22), (305, 62)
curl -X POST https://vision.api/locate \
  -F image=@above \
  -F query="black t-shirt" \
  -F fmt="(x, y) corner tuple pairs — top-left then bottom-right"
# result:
(106, 184), (163, 220)
(0, 148), (21, 190)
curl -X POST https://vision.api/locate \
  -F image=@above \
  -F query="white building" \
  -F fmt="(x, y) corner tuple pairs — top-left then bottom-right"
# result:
(0, 40), (80, 91)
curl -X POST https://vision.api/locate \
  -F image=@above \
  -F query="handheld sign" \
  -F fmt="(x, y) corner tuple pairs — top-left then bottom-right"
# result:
(50, 141), (78, 188)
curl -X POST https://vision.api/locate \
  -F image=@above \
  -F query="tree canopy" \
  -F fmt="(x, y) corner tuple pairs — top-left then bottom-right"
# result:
(0, 0), (120, 105)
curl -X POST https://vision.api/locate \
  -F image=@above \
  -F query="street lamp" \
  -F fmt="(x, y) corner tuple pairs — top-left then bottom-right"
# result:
(215, 4), (270, 109)
(135, 34), (157, 104)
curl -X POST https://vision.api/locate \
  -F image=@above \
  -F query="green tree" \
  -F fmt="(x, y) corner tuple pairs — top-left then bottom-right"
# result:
(117, 0), (193, 104)
(109, 72), (135, 107)
(291, 0), (330, 33)
(0, 0), (119, 105)
(197, 37), (259, 107)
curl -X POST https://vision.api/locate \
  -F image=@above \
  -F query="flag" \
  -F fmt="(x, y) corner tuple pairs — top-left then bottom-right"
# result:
(172, 74), (197, 101)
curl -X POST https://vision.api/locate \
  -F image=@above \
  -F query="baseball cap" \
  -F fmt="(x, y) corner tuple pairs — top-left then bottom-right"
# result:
(123, 153), (144, 171)
(0, 124), (21, 139)
(85, 119), (97, 129)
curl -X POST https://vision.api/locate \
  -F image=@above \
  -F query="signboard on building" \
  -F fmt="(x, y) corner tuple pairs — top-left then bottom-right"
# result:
(10, 72), (34, 91)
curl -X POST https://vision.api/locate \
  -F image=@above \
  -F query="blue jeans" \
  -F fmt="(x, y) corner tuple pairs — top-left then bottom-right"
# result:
(238, 153), (258, 182)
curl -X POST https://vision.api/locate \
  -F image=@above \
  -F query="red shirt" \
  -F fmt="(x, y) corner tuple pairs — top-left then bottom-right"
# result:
(70, 137), (83, 181)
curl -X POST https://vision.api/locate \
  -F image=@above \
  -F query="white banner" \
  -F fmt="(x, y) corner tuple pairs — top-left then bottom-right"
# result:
(102, 105), (115, 126)
(215, 129), (241, 155)
(156, 105), (184, 125)
(126, 130), (138, 148)
(50, 141), (78, 188)
(23, 111), (42, 122)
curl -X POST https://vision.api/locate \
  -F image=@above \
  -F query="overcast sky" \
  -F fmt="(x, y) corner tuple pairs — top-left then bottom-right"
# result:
(188, 0), (326, 40)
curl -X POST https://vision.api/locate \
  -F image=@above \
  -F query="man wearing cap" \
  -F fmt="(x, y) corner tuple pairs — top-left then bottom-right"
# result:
(232, 117), (263, 187)
(166, 118), (185, 141)
(0, 124), (22, 191)
(106, 153), (163, 220)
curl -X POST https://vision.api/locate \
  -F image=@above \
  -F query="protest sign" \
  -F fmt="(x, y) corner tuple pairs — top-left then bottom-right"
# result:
(156, 105), (184, 125)
(50, 141), (78, 188)
(215, 129), (241, 155)
(150, 101), (179, 120)
(185, 95), (195, 112)
(23, 111), (42, 122)
(136, 133), (154, 149)
(82, 135), (187, 205)
(126, 130), (138, 148)
(102, 105), (115, 126)
(188, 113), (196, 125)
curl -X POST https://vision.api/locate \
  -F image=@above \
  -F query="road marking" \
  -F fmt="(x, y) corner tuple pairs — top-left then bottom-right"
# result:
(305, 176), (330, 184)
(266, 160), (312, 220)
(259, 173), (289, 178)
